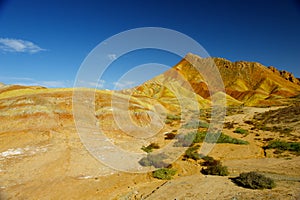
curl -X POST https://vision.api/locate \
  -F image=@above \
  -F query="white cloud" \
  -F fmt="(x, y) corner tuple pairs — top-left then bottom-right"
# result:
(77, 80), (105, 89)
(0, 38), (45, 53)
(113, 81), (135, 89)
(0, 77), (107, 89)
(39, 81), (68, 88)
(0, 76), (70, 88)
(107, 54), (117, 61)
(97, 80), (105, 88)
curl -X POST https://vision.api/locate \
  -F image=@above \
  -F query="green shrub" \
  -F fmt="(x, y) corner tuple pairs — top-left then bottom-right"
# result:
(260, 126), (272, 131)
(182, 121), (199, 129)
(194, 132), (207, 143)
(139, 153), (169, 168)
(201, 156), (220, 166)
(232, 172), (276, 189)
(164, 132), (176, 140)
(164, 119), (173, 124)
(200, 156), (229, 176)
(174, 132), (197, 147)
(234, 127), (248, 134)
(265, 140), (300, 153)
(182, 120), (209, 129)
(217, 133), (249, 144)
(224, 122), (235, 129)
(281, 127), (293, 134)
(174, 131), (249, 146)
(199, 122), (209, 128)
(141, 143), (160, 153)
(152, 168), (176, 180)
(174, 131), (207, 147)
(254, 123), (293, 135)
(244, 120), (253, 125)
(201, 163), (229, 176)
(166, 114), (181, 120)
(184, 145), (201, 160)
(164, 114), (181, 124)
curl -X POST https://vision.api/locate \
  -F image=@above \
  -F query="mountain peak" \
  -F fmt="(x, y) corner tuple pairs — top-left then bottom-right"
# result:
(138, 53), (300, 107)
(185, 55), (300, 87)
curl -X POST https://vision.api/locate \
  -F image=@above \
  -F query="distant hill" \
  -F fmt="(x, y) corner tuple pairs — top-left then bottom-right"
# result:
(1, 54), (299, 109)
(213, 56), (300, 106)
(125, 53), (300, 107)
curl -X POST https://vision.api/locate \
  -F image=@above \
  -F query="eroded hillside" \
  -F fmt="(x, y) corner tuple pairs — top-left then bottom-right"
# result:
(127, 53), (300, 107)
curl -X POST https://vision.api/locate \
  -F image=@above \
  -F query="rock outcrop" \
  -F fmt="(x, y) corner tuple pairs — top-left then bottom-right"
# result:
(268, 66), (300, 85)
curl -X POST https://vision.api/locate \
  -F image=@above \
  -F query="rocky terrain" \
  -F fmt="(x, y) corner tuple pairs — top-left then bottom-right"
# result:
(1, 54), (300, 199)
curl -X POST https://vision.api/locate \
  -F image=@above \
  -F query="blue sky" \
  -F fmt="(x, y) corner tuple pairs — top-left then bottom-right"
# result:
(0, 0), (299, 89)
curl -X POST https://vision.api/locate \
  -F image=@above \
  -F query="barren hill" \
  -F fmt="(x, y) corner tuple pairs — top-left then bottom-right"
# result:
(213, 56), (300, 106)
(128, 53), (300, 107)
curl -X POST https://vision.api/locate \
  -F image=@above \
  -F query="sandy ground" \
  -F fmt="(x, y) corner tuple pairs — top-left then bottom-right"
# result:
(1, 105), (300, 200)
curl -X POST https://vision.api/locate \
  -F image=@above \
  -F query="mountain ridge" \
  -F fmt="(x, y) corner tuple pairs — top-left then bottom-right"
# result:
(127, 53), (300, 107)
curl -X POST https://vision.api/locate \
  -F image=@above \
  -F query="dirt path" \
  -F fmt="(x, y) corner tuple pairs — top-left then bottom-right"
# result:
(226, 106), (284, 124)
(119, 173), (300, 200)
(223, 157), (300, 177)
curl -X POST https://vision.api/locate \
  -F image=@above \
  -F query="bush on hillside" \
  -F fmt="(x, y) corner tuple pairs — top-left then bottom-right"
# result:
(141, 143), (160, 153)
(234, 127), (248, 134)
(152, 168), (176, 180)
(184, 145), (201, 160)
(217, 133), (249, 144)
(174, 131), (249, 147)
(232, 171), (276, 189)
(166, 114), (181, 120)
(164, 132), (176, 140)
(265, 140), (300, 153)
(201, 163), (229, 176)
(139, 153), (170, 168)
(201, 156), (220, 166)
(182, 120), (209, 129)
(200, 156), (229, 176)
